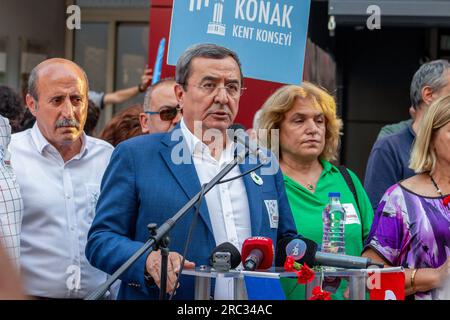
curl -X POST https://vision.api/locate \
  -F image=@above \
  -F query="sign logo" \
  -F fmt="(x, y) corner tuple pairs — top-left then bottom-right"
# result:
(208, 0), (226, 36)
(189, 0), (210, 12)
(188, 0), (226, 36)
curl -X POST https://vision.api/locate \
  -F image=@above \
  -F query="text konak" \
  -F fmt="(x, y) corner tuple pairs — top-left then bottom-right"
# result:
(235, 0), (294, 29)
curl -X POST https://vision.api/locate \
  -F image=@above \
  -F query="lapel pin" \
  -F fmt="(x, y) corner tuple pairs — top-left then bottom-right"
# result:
(250, 171), (263, 186)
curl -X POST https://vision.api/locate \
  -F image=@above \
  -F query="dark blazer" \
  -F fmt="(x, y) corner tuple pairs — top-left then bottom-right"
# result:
(86, 125), (298, 299)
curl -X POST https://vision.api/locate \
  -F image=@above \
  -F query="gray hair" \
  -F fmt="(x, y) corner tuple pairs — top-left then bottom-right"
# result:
(410, 59), (450, 109)
(143, 77), (176, 112)
(28, 59), (89, 100)
(175, 43), (243, 90)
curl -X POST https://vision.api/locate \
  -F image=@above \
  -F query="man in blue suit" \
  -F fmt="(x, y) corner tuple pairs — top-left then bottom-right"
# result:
(86, 44), (298, 300)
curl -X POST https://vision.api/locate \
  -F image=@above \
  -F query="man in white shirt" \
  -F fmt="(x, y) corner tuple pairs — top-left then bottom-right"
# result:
(10, 58), (114, 299)
(0, 115), (23, 267)
(86, 44), (298, 300)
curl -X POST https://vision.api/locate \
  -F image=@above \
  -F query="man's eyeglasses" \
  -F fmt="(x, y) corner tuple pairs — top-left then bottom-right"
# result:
(189, 82), (246, 98)
(145, 105), (181, 121)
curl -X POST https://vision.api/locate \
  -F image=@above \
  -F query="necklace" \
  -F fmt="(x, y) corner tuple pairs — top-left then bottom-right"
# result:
(429, 173), (450, 208)
(429, 173), (444, 197)
(282, 162), (317, 191)
(293, 178), (315, 190)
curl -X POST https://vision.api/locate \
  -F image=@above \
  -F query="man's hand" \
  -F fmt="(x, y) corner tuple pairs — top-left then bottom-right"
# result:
(145, 250), (195, 294)
(139, 68), (153, 92)
(104, 67), (154, 104)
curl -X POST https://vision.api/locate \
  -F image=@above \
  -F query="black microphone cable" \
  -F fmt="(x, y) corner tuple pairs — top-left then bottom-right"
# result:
(217, 162), (265, 184)
(168, 183), (207, 300)
(217, 139), (268, 184)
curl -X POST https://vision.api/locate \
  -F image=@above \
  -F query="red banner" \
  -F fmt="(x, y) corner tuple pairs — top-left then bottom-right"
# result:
(368, 271), (405, 300)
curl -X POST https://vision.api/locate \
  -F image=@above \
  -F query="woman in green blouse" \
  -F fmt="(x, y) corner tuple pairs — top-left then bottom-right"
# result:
(258, 83), (374, 299)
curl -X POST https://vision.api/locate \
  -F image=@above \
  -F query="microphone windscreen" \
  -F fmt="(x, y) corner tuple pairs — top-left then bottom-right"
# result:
(241, 237), (274, 270)
(275, 237), (294, 267)
(209, 242), (242, 269)
(275, 237), (319, 268)
(285, 238), (307, 260)
(291, 238), (318, 267)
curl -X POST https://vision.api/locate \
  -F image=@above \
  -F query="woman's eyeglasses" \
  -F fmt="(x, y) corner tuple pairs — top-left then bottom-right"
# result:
(145, 105), (181, 121)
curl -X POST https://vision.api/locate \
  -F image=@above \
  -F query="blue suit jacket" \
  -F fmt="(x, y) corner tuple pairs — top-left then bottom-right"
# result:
(86, 127), (298, 300)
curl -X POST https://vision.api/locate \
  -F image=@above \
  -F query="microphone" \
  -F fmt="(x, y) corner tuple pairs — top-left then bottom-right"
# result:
(228, 124), (268, 163)
(275, 237), (384, 269)
(241, 236), (274, 271)
(209, 242), (241, 271)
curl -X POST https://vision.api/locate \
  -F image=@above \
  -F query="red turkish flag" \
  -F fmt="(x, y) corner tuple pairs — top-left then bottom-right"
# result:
(368, 271), (405, 300)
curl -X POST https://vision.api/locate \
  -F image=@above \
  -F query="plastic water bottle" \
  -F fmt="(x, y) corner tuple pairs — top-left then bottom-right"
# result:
(322, 192), (346, 254)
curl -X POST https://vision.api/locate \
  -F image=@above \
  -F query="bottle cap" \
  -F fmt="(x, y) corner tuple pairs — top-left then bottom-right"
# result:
(328, 192), (340, 197)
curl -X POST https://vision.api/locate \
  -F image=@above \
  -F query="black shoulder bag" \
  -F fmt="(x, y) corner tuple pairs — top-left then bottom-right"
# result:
(338, 165), (361, 214)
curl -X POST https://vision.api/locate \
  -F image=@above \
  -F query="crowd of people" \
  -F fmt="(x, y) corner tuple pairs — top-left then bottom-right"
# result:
(0, 44), (449, 300)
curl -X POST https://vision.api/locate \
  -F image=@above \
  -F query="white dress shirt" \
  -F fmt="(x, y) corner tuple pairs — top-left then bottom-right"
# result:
(0, 116), (23, 267)
(180, 120), (251, 299)
(10, 124), (114, 298)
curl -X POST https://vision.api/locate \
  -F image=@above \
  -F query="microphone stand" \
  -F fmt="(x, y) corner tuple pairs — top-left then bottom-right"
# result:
(85, 147), (250, 300)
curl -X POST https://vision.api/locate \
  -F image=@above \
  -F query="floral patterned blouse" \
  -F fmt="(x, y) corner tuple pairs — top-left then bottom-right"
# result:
(364, 183), (450, 300)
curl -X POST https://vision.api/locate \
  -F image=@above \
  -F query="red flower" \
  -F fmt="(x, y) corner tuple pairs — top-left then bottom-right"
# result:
(284, 257), (315, 284)
(284, 255), (302, 272)
(309, 286), (332, 300)
(284, 256), (295, 271)
(443, 195), (450, 208)
(296, 263), (315, 284)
